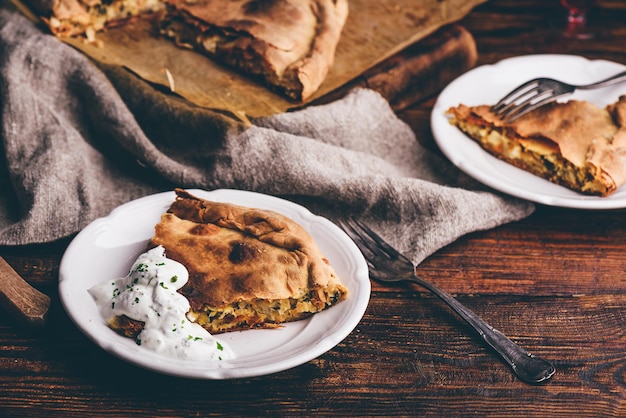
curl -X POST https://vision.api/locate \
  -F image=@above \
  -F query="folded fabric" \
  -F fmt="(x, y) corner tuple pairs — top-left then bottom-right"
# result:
(0, 9), (534, 265)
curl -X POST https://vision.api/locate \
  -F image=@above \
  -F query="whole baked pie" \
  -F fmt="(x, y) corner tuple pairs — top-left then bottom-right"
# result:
(26, 0), (348, 101)
(160, 0), (348, 101)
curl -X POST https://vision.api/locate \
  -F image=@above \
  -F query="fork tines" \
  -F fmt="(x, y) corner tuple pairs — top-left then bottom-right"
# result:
(339, 218), (402, 282)
(491, 78), (555, 122)
(340, 218), (412, 265)
(339, 218), (381, 260)
(491, 77), (575, 122)
(491, 78), (542, 112)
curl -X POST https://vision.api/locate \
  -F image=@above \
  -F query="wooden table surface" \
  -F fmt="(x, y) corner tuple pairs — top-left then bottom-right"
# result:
(3, 0), (626, 416)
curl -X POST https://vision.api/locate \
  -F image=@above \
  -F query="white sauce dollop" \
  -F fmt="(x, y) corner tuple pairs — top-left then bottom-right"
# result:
(88, 246), (234, 362)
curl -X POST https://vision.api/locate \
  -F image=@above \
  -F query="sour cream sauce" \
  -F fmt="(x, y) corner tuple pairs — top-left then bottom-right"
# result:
(88, 246), (234, 362)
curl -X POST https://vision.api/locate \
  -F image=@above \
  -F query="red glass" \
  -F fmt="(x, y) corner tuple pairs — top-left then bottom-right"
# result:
(560, 0), (595, 39)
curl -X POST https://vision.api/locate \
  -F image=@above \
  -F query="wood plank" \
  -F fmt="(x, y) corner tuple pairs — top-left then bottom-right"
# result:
(1, 291), (626, 415)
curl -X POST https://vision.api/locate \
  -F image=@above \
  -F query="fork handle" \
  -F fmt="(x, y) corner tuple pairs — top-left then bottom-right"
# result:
(579, 70), (626, 89)
(409, 274), (555, 384)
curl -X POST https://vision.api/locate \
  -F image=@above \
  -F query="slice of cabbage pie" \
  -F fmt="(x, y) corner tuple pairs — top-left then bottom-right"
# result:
(446, 95), (626, 196)
(147, 189), (348, 334)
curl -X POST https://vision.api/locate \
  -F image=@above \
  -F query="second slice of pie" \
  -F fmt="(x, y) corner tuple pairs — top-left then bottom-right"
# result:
(446, 95), (626, 196)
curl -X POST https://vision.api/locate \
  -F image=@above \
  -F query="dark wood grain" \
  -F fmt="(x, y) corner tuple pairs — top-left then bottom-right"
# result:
(2, 0), (626, 416)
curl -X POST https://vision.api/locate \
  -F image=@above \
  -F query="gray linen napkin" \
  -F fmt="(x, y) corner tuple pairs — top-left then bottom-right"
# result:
(0, 9), (534, 265)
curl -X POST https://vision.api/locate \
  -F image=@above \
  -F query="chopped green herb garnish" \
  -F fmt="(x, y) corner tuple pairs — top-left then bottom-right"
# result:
(159, 282), (168, 289)
(216, 342), (224, 351)
(170, 275), (178, 283)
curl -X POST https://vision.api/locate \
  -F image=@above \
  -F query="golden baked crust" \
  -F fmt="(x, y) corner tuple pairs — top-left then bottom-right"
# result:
(149, 189), (348, 333)
(27, 0), (165, 38)
(446, 96), (626, 196)
(160, 0), (349, 101)
(26, 0), (347, 101)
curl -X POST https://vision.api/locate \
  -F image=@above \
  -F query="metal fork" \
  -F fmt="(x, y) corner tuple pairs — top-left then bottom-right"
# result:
(340, 217), (556, 384)
(492, 70), (626, 122)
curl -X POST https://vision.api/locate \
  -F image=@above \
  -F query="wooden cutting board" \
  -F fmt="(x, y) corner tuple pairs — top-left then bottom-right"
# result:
(313, 24), (477, 111)
(9, 0), (481, 117)
(54, 0), (485, 118)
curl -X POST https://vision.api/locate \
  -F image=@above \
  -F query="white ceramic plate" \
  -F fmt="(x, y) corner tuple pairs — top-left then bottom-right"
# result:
(431, 54), (626, 209)
(59, 189), (370, 379)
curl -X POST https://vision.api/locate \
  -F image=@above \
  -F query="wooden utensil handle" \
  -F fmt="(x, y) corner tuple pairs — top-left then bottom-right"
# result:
(313, 25), (477, 111)
(0, 256), (50, 326)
